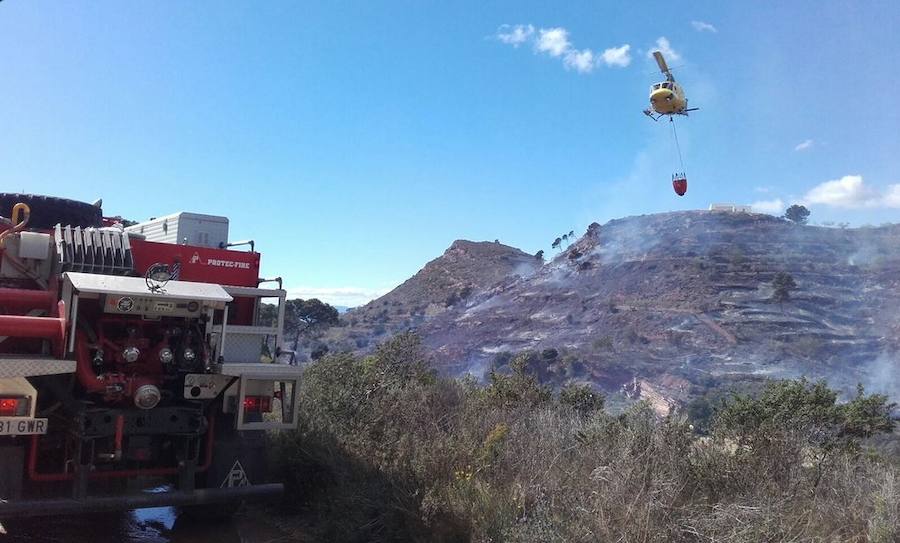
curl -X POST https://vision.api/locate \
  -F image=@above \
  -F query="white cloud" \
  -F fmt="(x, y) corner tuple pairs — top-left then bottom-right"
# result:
(883, 185), (900, 208)
(804, 175), (878, 208)
(751, 198), (785, 214)
(495, 23), (630, 74)
(802, 174), (900, 209)
(563, 49), (595, 73)
(286, 286), (393, 308)
(536, 27), (571, 57)
(648, 36), (681, 62)
(691, 20), (717, 33)
(496, 24), (534, 47)
(752, 175), (900, 214)
(600, 44), (631, 67)
(794, 139), (814, 152)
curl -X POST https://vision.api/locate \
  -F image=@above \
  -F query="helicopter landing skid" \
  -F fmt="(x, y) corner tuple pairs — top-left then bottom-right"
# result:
(643, 107), (699, 121)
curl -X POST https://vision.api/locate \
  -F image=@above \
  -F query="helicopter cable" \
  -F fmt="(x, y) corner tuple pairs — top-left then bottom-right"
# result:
(670, 117), (686, 173)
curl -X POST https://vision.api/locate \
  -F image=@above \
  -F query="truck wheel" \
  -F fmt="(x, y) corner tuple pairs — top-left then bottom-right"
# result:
(0, 193), (103, 230)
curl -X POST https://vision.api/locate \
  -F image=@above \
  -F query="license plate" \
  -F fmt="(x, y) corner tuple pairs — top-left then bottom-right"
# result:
(0, 417), (48, 435)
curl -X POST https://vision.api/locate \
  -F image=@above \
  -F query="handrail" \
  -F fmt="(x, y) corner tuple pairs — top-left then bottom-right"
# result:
(257, 276), (283, 290)
(220, 239), (255, 252)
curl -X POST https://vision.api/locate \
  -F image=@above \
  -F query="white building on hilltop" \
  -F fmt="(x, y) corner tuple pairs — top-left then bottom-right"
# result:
(709, 203), (753, 213)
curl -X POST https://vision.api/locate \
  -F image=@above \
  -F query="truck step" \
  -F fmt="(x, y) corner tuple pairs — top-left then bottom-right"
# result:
(0, 483), (283, 518)
(0, 355), (76, 378)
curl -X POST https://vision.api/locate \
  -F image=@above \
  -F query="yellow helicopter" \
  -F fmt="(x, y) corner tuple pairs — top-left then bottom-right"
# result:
(643, 51), (698, 121)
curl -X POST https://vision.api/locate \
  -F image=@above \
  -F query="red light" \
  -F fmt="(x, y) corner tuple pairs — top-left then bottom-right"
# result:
(0, 397), (27, 417)
(242, 396), (272, 413)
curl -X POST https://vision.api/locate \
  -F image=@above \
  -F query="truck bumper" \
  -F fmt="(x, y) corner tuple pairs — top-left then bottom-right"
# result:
(0, 483), (283, 518)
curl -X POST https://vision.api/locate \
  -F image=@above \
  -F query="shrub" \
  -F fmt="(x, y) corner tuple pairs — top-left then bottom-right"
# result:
(715, 379), (894, 452)
(558, 384), (605, 414)
(482, 353), (551, 408)
(541, 348), (558, 361)
(271, 340), (899, 542)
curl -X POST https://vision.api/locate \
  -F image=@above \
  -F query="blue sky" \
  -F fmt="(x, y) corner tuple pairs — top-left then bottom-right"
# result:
(2, 2), (898, 306)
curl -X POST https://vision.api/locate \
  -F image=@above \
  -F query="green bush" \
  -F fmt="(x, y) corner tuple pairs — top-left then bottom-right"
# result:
(715, 378), (895, 453)
(481, 352), (551, 408)
(558, 383), (604, 414)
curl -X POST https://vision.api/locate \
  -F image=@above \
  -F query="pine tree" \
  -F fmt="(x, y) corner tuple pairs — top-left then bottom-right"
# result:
(772, 272), (797, 308)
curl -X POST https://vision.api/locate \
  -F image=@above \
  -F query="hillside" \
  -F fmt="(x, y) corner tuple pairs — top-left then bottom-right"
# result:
(326, 211), (900, 411)
(324, 240), (540, 351)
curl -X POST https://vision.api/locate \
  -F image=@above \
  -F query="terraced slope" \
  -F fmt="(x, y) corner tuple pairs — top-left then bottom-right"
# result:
(414, 212), (900, 406)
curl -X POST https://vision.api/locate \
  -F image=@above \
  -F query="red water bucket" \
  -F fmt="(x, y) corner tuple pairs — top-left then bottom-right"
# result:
(672, 177), (687, 196)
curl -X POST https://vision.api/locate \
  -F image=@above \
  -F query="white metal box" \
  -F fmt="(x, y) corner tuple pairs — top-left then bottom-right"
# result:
(124, 212), (229, 248)
(18, 232), (51, 260)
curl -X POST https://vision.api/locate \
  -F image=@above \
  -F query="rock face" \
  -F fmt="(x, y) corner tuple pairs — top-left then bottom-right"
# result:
(334, 211), (900, 409)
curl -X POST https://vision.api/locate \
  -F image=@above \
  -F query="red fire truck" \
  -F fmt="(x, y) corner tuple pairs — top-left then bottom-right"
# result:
(0, 193), (300, 517)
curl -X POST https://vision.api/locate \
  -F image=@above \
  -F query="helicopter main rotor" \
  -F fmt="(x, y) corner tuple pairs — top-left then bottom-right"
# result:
(653, 51), (675, 82)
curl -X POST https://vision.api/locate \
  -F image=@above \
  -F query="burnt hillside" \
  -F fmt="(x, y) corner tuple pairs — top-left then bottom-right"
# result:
(329, 211), (900, 411)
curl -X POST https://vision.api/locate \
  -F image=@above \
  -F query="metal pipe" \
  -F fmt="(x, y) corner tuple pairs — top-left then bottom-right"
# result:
(74, 332), (106, 394)
(10, 203), (29, 227)
(217, 308), (228, 363)
(53, 300), (67, 358)
(0, 297), (67, 357)
(0, 314), (65, 338)
(257, 276), (283, 290)
(0, 203), (30, 249)
(220, 239), (255, 252)
(0, 288), (55, 310)
(67, 294), (78, 353)
(113, 414), (124, 461)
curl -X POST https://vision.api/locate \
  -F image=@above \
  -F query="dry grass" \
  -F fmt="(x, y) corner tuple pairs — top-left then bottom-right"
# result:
(270, 334), (899, 543)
